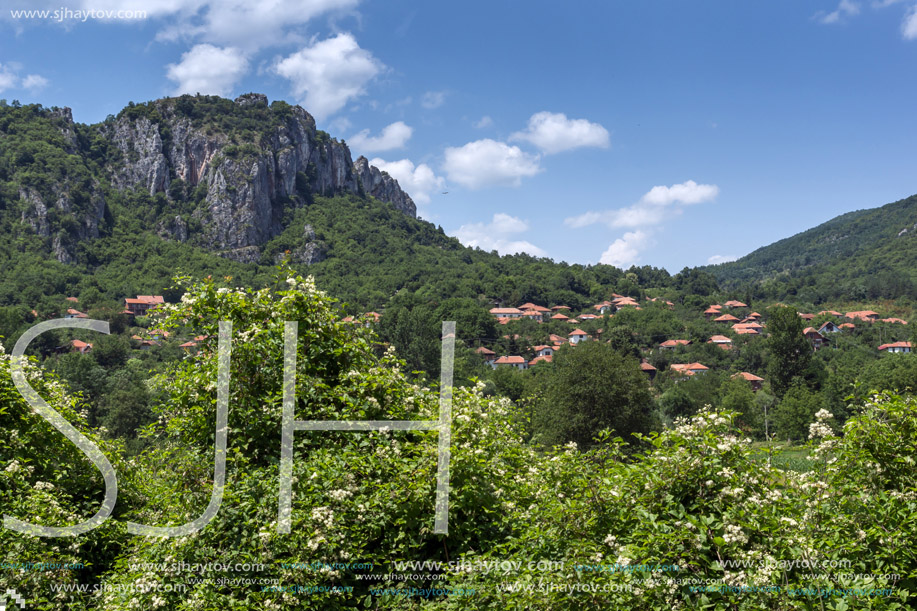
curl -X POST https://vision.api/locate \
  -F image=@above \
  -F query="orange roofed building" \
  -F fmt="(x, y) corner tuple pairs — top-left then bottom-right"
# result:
(124, 295), (164, 316)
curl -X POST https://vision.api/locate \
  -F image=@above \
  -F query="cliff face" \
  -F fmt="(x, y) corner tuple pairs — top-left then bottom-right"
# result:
(13, 93), (415, 263)
(103, 93), (415, 261)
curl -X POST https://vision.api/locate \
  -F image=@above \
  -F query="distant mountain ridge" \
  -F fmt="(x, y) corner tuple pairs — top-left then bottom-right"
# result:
(705, 193), (917, 301)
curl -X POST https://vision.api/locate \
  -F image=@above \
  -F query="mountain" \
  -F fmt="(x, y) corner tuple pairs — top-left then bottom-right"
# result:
(3, 93), (414, 265)
(704, 193), (917, 303)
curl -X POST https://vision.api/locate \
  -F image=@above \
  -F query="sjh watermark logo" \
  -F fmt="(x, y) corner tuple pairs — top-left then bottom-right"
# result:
(4, 319), (456, 538)
(0, 589), (25, 611)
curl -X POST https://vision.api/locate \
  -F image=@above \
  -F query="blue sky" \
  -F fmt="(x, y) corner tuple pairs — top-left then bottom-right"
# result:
(2, 0), (916, 272)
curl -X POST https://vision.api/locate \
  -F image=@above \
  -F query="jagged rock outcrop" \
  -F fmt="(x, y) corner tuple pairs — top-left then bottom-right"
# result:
(105, 93), (415, 260)
(354, 156), (415, 217)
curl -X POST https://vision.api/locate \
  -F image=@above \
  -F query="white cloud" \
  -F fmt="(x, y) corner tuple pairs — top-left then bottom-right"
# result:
(0, 62), (49, 94)
(473, 115), (493, 129)
(564, 180), (719, 229)
(903, 4), (917, 38)
(348, 121), (412, 153)
(818, 0), (860, 23)
(21, 74), (49, 91)
(274, 33), (383, 121)
(63, 0), (361, 49)
(510, 111), (610, 154)
(0, 65), (19, 93)
(165, 44), (248, 96)
(707, 254), (738, 265)
(640, 179), (720, 206)
(453, 213), (547, 256)
(599, 231), (651, 268)
(421, 90), (446, 109)
(369, 157), (444, 205)
(442, 139), (541, 189)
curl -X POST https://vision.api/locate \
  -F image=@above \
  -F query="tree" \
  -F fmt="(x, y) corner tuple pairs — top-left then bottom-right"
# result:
(772, 384), (822, 443)
(766, 305), (812, 398)
(532, 341), (657, 448)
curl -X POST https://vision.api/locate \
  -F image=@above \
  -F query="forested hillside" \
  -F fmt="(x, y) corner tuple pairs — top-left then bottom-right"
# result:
(706, 194), (917, 303)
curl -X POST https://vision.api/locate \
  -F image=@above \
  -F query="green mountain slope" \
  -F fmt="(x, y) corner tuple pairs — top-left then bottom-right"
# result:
(705, 193), (917, 303)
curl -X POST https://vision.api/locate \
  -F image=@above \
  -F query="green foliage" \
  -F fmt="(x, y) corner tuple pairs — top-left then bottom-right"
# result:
(708, 193), (917, 303)
(532, 341), (658, 448)
(766, 305), (812, 398)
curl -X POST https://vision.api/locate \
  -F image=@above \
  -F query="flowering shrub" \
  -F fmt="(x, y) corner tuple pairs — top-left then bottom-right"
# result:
(3, 271), (916, 609)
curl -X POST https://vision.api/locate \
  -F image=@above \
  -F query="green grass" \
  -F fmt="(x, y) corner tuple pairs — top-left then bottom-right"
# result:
(750, 441), (814, 473)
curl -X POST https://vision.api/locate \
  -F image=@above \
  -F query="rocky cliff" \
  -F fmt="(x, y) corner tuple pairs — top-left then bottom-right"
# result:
(103, 92), (415, 261)
(12, 93), (415, 263)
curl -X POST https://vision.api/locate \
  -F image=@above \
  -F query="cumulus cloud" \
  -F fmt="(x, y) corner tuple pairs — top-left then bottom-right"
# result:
(421, 90), (446, 109)
(707, 254), (738, 265)
(369, 157), (444, 205)
(640, 180), (720, 206)
(442, 139), (541, 189)
(0, 62), (49, 94)
(165, 44), (248, 96)
(510, 111), (609, 154)
(564, 180), (719, 229)
(817, 0), (860, 23)
(599, 231), (651, 268)
(348, 121), (412, 153)
(453, 213), (547, 256)
(904, 4), (917, 38)
(274, 33), (384, 121)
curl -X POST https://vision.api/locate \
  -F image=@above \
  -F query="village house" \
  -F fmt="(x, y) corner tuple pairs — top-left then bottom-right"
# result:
(879, 341), (911, 354)
(803, 327), (829, 350)
(529, 354), (553, 366)
(708, 335), (733, 349)
(846, 310), (880, 322)
(819, 310), (842, 317)
(659, 339), (690, 350)
(490, 307), (524, 320)
(703, 306), (722, 320)
(68, 339), (92, 354)
(839, 323), (855, 330)
(670, 362), (709, 376)
(551, 313), (570, 322)
(818, 322), (841, 334)
(879, 318), (908, 325)
(65, 308), (88, 319)
(639, 360), (657, 380)
(475, 346), (497, 364)
(533, 345), (556, 357)
(723, 300), (747, 308)
(522, 310), (544, 322)
(568, 329), (589, 344)
(732, 371), (764, 391)
(493, 355), (528, 370)
(714, 313), (740, 323)
(124, 295), (165, 316)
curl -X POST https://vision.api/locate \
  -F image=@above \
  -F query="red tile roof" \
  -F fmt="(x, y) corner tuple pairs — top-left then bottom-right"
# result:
(732, 371), (764, 382)
(879, 341), (911, 351)
(724, 300), (747, 308)
(494, 355), (526, 364)
(659, 339), (690, 348)
(879, 318), (908, 325)
(714, 314), (740, 322)
(568, 328), (588, 336)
